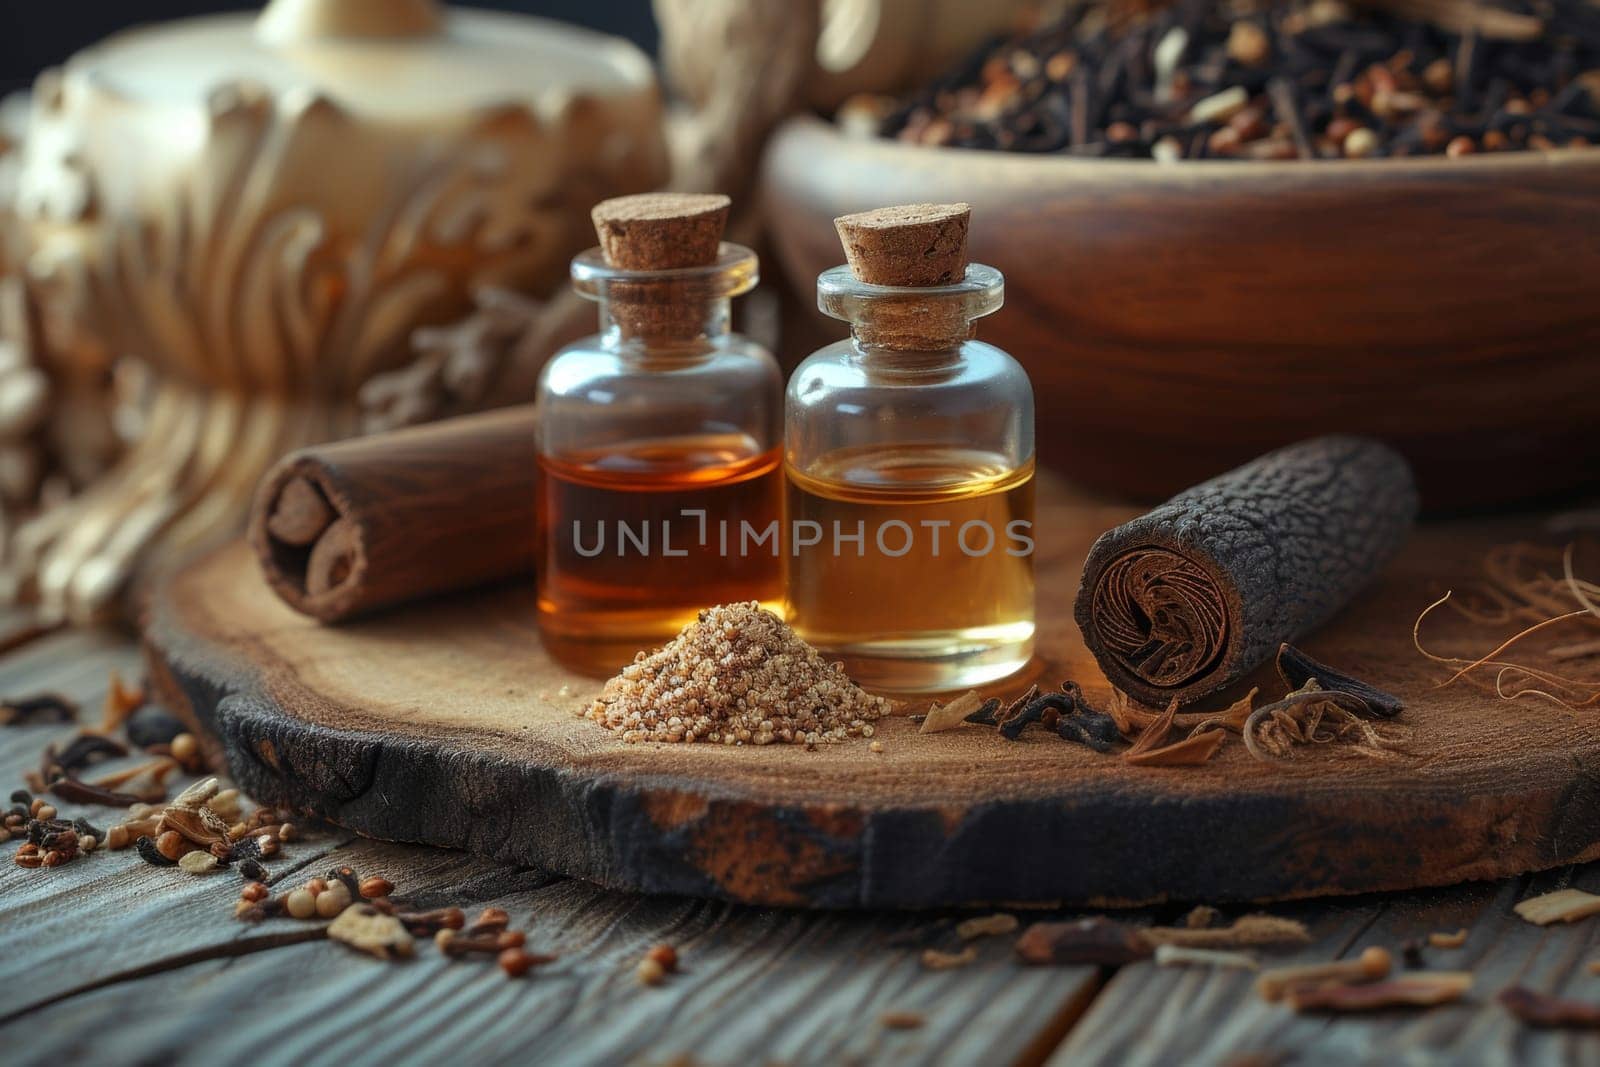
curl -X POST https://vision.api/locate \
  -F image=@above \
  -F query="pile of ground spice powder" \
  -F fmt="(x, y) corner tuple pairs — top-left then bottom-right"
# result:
(587, 602), (889, 746)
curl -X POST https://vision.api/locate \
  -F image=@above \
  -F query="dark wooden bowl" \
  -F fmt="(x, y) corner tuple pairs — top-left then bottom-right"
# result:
(760, 117), (1600, 511)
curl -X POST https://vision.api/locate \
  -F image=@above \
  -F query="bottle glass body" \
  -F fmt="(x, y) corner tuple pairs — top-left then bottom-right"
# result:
(785, 264), (1035, 693)
(536, 245), (783, 675)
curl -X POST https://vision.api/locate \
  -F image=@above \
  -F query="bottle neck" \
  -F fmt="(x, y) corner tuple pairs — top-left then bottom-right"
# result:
(847, 304), (975, 354)
(818, 262), (1002, 357)
(598, 296), (732, 353)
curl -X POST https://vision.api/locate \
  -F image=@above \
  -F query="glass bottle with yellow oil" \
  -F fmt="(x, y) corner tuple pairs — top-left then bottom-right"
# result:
(784, 203), (1035, 693)
(535, 194), (783, 674)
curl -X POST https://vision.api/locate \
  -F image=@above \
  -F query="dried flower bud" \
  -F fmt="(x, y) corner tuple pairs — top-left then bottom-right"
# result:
(359, 876), (393, 899)
(286, 889), (318, 920)
(646, 944), (679, 973)
(241, 881), (270, 903)
(170, 733), (199, 765)
(315, 883), (352, 918)
(636, 957), (667, 986)
(156, 830), (188, 862)
(500, 948), (552, 978)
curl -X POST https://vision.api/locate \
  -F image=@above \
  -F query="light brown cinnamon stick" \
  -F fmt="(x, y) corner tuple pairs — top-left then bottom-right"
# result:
(249, 406), (537, 623)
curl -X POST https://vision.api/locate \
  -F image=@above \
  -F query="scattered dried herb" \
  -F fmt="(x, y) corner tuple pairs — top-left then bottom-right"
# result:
(134, 835), (175, 867)
(1154, 944), (1259, 970)
(1016, 918), (1152, 966)
(1141, 914), (1312, 950)
(1241, 681), (1404, 762)
(47, 778), (144, 808)
(1289, 972), (1472, 1012)
(921, 945), (979, 970)
(125, 707), (186, 749)
(1276, 644), (1403, 718)
(1258, 946), (1393, 1001)
(984, 682), (1122, 750)
(1415, 542), (1600, 710)
(1123, 697), (1180, 757)
(956, 913), (1019, 940)
(1124, 729), (1225, 767)
(397, 907), (467, 936)
(864, 0), (1600, 160)
(99, 671), (145, 734)
(1500, 986), (1600, 1028)
(328, 904), (413, 960)
(879, 1011), (925, 1030)
(45, 733), (127, 778)
(920, 691), (990, 733)
(0, 694), (78, 726)
(1513, 888), (1600, 925)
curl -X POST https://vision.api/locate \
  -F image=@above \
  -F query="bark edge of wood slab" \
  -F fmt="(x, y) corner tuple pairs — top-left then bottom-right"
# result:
(146, 511), (1600, 909)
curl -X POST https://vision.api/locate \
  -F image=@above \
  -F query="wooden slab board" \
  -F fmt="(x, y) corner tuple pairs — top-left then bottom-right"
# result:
(143, 483), (1600, 909)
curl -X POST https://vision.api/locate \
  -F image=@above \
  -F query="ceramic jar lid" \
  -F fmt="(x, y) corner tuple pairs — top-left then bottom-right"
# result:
(71, 0), (657, 120)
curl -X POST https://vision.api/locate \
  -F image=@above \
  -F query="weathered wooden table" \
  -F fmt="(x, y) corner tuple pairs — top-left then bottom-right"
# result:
(3, 615), (1598, 1066)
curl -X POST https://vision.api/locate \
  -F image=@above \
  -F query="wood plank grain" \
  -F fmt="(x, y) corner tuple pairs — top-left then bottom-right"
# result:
(2, 632), (1103, 1065)
(1047, 865), (1600, 1067)
(3, 836), (1102, 1066)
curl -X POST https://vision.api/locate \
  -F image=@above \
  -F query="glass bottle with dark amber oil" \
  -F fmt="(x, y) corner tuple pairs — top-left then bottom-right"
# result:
(785, 204), (1035, 693)
(536, 194), (783, 674)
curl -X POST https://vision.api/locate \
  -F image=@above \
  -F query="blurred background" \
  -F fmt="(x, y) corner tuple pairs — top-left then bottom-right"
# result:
(0, 1), (659, 94)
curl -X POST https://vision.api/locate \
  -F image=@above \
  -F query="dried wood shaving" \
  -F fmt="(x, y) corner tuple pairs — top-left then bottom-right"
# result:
(920, 945), (978, 970)
(99, 671), (145, 734)
(1257, 948), (1392, 1002)
(1188, 689), (1259, 738)
(1288, 972), (1472, 1012)
(328, 904), (415, 960)
(158, 803), (232, 848)
(955, 913), (1018, 940)
(1499, 986), (1600, 1028)
(1154, 944), (1258, 970)
(920, 691), (984, 734)
(1413, 542), (1600, 711)
(1123, 697), (1179, 757)
(1124, 729), (1225, 767)
(1015, 918), (1151, 966)
(1241, 682), (1403, 763)
(1105, 688), (1137, 735)
(170, 776), (221, 810)
(1427, 929), (1468, 948)
(1514, 888), (1600, 926)
(1139, 915), (1311, 950)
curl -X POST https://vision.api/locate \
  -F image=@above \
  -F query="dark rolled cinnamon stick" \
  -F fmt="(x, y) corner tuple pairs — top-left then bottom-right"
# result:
(1073, 436), (1418, 708)
(249, 407), (537, 623)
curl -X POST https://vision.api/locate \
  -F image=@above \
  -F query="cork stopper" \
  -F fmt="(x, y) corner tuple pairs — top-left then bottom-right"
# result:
(592, 193), (731, 271)
(834, 203), (970, 287)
